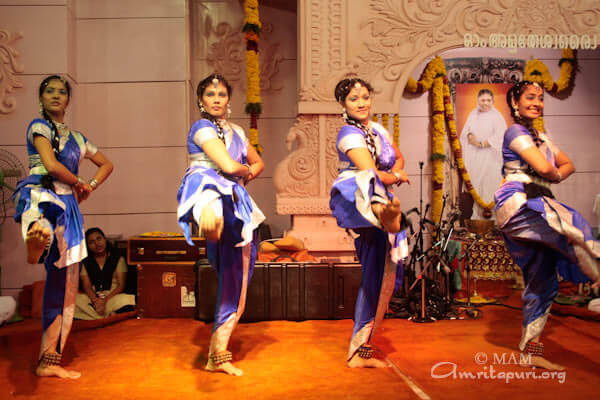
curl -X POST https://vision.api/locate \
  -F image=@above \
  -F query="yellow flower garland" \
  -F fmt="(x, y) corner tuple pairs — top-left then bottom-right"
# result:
(524, 48), (576, 133)
(243, 0), (262, 28)
(405, 50), (576, 223)
(393, 114), (400, 144)
(381, 113), (390, 131)
(245, 50), (262, 104)
(243, 0), (263, 152)
(405, 57), (450, 222)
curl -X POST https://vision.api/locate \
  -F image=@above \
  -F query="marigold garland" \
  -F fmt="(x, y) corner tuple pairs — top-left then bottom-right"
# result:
(393, 114), (399, 144)
(242, 0), (263, 153)
(405, 50), (576, 223)
(524, 48), (576, 133)
(381, 113), (390, 131)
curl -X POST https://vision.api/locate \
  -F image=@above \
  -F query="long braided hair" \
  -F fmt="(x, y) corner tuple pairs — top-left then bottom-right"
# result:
(196, 74), (232, 143)
(334, 78), (379, 167)
(507, 80), (549, 183)
(39, 75), (71, 156)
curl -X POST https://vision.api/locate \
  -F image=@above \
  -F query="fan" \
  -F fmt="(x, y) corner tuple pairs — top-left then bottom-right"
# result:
(0, 148), (26, 228)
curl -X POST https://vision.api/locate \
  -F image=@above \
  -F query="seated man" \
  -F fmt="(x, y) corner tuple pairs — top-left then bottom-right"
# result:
(75, 228), (135, 320)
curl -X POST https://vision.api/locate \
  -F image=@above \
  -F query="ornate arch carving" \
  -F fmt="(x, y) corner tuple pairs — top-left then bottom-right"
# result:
(0, 30), (24, 114)
(276, 0), (600, 215)
(297, 0), (600, 114)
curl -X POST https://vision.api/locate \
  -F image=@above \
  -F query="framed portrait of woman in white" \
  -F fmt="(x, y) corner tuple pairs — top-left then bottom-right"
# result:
(455, 83), (512, 219)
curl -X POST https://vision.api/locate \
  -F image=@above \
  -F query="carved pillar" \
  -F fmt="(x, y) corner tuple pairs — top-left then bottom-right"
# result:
(274, 0), (600, 259)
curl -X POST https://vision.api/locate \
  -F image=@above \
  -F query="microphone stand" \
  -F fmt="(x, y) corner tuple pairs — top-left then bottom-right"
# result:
(409, 161), (435, 323)
(455, 234), (482, 319)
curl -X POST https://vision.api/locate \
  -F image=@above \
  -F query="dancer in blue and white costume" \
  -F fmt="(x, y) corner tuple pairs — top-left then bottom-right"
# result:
(177, 74), (264, 376)
(330, 78), (409, 368)
(495, 80), (600, 370)
(13, 75), (113, 379)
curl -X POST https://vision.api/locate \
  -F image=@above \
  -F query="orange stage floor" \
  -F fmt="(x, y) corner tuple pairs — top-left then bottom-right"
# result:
(0, 291), (598, 400)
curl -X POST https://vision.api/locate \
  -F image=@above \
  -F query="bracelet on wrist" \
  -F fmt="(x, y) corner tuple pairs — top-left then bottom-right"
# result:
(89, 178), (98, 190)
(77, 176), (85, 185)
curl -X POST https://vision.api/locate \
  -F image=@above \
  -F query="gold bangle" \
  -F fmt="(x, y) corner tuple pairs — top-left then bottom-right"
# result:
(89, 178), (98, 189)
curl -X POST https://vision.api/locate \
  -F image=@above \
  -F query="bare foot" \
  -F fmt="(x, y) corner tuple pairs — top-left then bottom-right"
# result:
(520, 355), (565, 371)
(373, 198), (402, 233)
(26, 222), (51, 264)
(205, 359), (243, 376)
(35, 364), (81, 379)
(200, 206), (223, 242)
(347, 354), (390, 368)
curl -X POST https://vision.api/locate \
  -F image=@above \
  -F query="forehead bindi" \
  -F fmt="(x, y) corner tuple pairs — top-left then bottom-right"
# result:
(523, 85), (543, 96)
(205, 83), (227, 94)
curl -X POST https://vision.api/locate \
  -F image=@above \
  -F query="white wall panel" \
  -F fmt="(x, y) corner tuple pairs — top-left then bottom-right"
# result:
(77, 147), (187, 214)
(76, 18), (186, 83)
(76, 0), (185, 19)
(245, 178), (291, 238)
(0, 6), (68, 75)
(72, 82), (188, 147)
(0, 1), (65, 5)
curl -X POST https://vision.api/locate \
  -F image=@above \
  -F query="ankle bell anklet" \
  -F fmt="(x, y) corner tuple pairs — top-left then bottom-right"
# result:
(210, 351), (233, 365)
(39, 352), (61, 367)
(523, 341), (544, 357)
(357, 345), (374, 359)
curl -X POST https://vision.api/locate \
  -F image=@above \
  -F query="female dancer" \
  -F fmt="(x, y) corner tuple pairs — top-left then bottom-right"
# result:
(13, 75), (113, 378)
(177, 74), (264, 376)
(75, 227), (136, 320)
(495, 80), (600, 370)
(330, 78), (409, 368)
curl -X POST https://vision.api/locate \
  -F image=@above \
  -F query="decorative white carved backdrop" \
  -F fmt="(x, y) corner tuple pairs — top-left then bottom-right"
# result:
(274, 0), (600, 257)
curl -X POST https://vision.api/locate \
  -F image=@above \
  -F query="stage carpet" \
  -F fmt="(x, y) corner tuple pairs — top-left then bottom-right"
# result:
(0, 294), (598, 399)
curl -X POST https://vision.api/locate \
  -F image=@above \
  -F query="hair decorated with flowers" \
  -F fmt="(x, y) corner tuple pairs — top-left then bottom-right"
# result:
(196, 73), (232, 142)
(334, 77), (379, 167)
(506, 80), (542, 122)
(196, 73), (232, 102)
(38, 75), (71, 155)
(334, 77), (373, 104)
